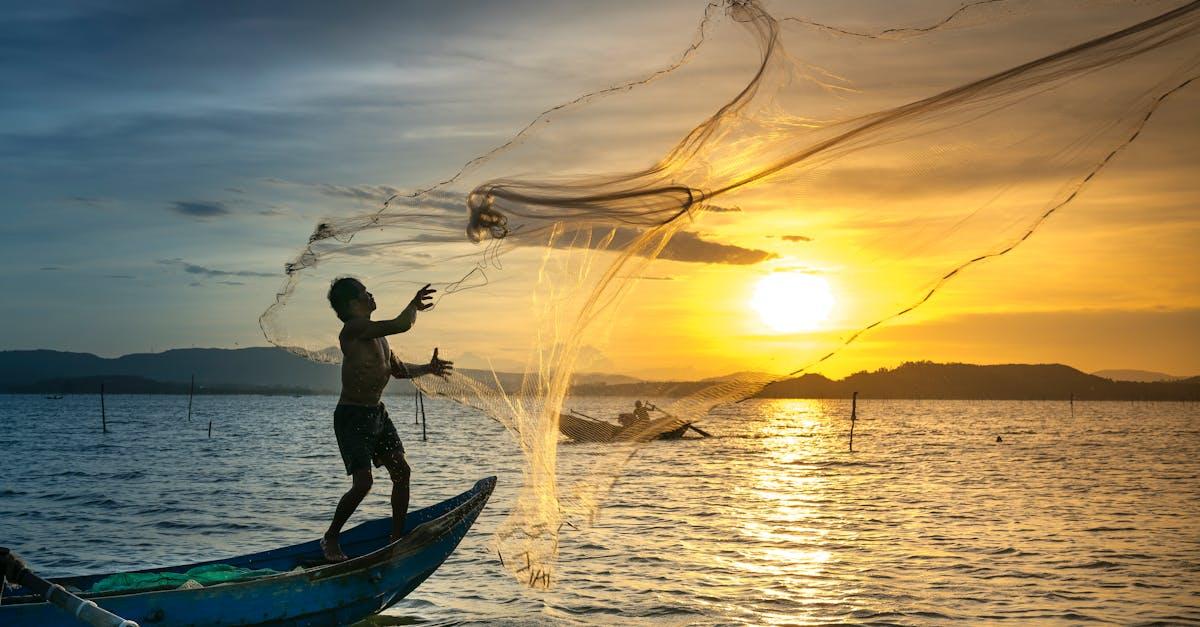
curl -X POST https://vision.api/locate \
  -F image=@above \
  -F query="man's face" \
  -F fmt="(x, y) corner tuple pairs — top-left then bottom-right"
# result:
(355, 282), (377, 313)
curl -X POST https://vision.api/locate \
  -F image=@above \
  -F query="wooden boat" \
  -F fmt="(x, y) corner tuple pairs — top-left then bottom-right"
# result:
(0, 476), (495, 626)
(559, 413), (691, 443)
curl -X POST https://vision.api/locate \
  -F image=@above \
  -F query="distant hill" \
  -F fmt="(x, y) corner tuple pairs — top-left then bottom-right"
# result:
(0, 348), (383, 395)
(571, 380), (716, 398)
(573, 362), (1200, 400)
(571, 372), (644, 385)
(0, 348), (640, 396)
(701, 371), (776, 382)
(9, 375), (313, 396)
(1092, 369), (1187, 382)
(757, 362), (1200, 401)
(569, 371), (774, 396)
(3, 350), (1197, 401)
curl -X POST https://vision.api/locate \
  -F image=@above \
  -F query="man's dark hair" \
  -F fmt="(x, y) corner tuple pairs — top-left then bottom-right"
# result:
(328, 277), (363, 322)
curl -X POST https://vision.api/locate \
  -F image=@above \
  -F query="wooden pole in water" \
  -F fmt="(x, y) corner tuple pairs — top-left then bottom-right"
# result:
(187, 374), (194, 422)
(419, 389), (427, 442)
(414, 386), (420, 424)
(207, 419), (212, 438)
(849, 391), (857, 452)
(100, 383), (107, 434)
(1070, 392), (1074, 418)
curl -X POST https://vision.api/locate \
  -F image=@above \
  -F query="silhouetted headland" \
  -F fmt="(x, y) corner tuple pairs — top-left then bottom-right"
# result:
(575, 362), (1199, 401)
(1, 350), (1196, 400)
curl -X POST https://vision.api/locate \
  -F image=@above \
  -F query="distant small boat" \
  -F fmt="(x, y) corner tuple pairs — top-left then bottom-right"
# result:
(559, 411), (693, 443)
(0, 477), (495, 626)
(44, 395), (63, 400)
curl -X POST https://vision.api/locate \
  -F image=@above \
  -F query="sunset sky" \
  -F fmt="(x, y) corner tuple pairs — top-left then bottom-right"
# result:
(2, 0), (1197, 380)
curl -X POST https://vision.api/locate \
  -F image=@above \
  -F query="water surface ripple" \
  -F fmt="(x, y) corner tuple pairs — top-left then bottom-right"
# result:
(2, 395), (1198, 625)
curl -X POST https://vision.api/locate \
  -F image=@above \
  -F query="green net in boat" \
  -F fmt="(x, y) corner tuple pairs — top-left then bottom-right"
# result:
(90, 564), (282, 593)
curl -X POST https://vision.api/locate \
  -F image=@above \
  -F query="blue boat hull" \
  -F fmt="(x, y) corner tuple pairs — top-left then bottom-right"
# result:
(1, 476), (496, 626)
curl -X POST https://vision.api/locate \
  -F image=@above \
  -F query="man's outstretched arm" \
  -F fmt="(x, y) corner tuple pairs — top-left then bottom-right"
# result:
(391, 348), (453, 380)
(347, 284), (436, 341)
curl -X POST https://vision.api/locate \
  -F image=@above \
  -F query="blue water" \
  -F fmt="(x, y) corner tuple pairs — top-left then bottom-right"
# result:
(2, 394), (1199, 625)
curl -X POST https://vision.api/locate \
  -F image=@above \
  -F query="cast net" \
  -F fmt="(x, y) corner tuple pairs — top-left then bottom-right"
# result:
(260, 0), (1200, 586)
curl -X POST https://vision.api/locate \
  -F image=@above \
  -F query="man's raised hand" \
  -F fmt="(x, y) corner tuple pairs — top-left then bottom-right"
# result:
(410, 283), (436, 312)
(429, 347), (453, 379)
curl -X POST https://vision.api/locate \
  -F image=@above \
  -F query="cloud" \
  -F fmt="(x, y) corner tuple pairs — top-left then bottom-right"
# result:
(781, 235), (812, 242)
(106, 274), (135, 279)
(548, 226), (776, 265)
(633, 229), (775, 265)
(39, 266), (61, 271)
(312, 183), (401, 203)
(271, 180), (375, 202)
(68, 196), (112, 208)
(159, 259), (275, 279)
(275, 180), (466, 214)
(387, 189), (468, 213)
(705, 204), (741, 213)
(170, 200), (230, 218)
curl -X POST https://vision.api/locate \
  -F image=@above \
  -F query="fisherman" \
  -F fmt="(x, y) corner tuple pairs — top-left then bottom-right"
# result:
(321, 278), (453, 562)
(633, 399), (654, 423)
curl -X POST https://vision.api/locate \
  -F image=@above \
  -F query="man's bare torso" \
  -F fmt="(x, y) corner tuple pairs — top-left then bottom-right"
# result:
(339, 331), (393, 406)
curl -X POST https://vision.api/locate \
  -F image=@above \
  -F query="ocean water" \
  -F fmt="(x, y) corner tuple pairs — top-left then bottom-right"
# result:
(1, 394), (1198, 625)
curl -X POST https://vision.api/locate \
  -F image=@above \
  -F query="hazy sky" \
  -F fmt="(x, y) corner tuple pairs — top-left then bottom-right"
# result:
(2, 0), (1197, 378)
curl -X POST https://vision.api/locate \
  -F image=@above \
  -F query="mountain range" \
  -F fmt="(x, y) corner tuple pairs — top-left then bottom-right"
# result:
(1, 348), (1196, 401)
(0, 348), (634, 396)
(1090, 369), (1187, 382)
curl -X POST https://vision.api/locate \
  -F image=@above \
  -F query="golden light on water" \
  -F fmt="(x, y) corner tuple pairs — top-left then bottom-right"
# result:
(751, 273), (835, 333)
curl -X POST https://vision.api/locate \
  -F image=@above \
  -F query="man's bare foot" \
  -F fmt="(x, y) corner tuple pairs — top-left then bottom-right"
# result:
(321, 534), (349, 562)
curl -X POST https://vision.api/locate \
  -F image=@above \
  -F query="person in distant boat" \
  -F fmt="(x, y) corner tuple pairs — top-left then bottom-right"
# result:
(633, 400), (654, 423)
(618, 400), (653, 428)
(320, 277), (453, 563)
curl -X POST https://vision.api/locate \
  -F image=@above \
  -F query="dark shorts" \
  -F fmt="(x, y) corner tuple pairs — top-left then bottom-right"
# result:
(333, 403), (404, 475)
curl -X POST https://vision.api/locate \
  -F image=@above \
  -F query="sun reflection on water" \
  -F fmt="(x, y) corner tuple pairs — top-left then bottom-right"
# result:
(720, 400), (847, 618)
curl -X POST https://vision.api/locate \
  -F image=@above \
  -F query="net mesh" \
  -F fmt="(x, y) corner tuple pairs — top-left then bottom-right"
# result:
(259, 0), (1200, 586)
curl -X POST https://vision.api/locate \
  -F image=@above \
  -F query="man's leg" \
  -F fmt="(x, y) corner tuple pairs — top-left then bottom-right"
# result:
(323, 467), (373, 561)
(383, 450), (411, 542)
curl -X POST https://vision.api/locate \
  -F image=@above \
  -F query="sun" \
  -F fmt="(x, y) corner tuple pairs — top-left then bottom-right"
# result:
(751, 273), (834, 333)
